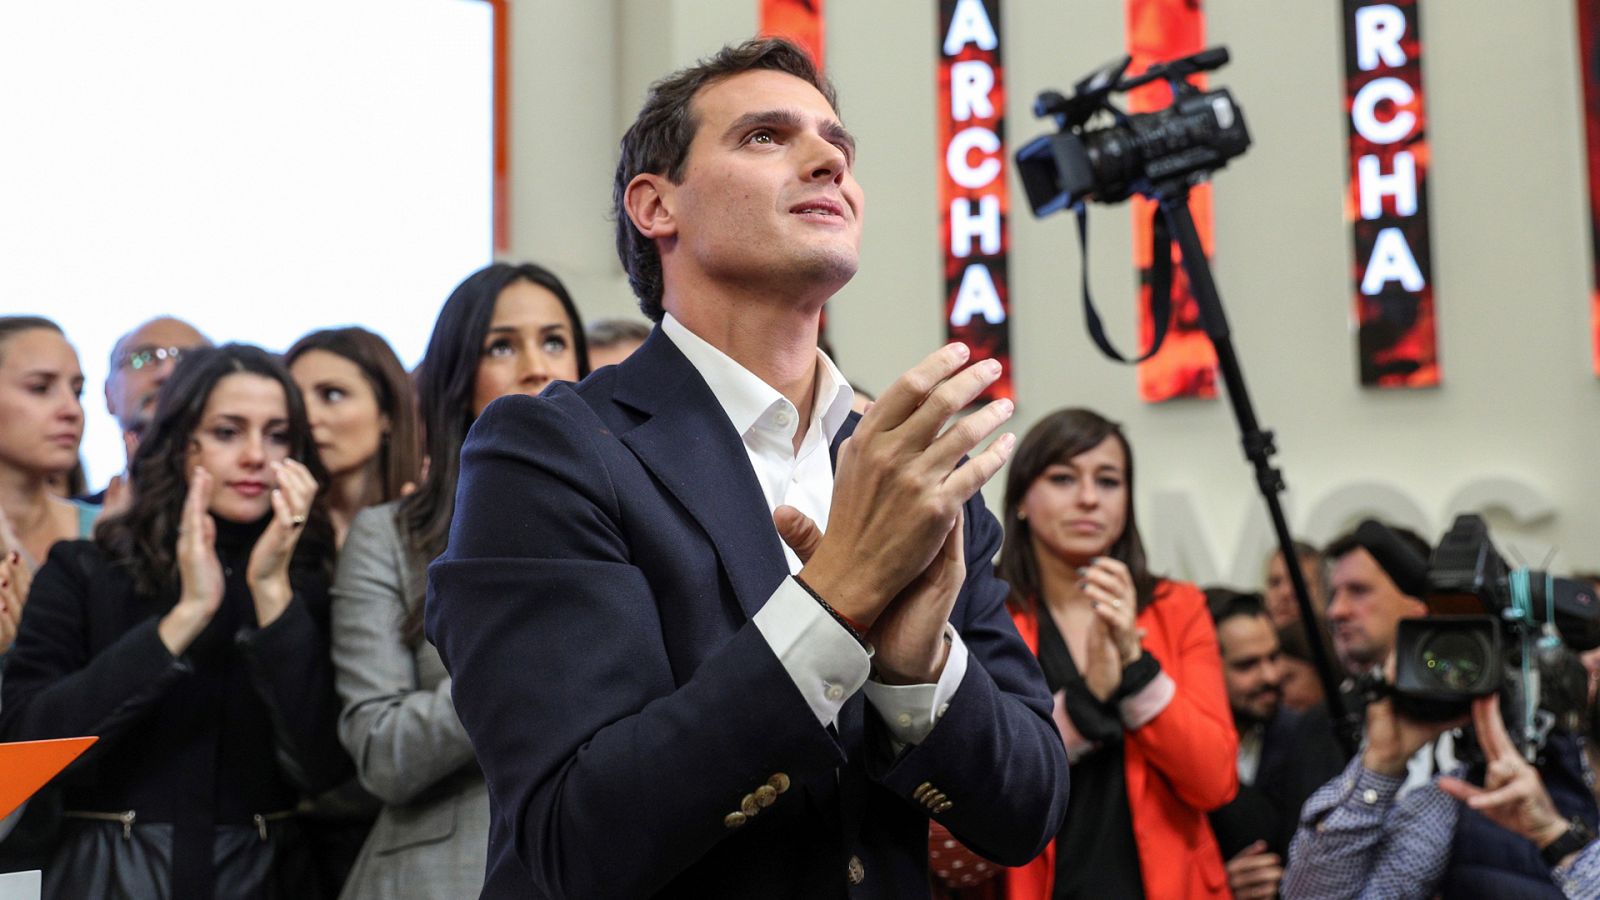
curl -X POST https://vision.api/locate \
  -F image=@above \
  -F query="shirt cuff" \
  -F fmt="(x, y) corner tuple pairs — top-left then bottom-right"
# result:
(753, 576), (872, 727)
(1315, 763), (1405, 832)
(1551, 839), (1600, 897)
(862, 623), (968, 746)
(1118, 670), (1174, 730)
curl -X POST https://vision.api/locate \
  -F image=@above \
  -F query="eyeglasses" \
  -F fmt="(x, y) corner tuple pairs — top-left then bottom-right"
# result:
(122, 346), (185, 371)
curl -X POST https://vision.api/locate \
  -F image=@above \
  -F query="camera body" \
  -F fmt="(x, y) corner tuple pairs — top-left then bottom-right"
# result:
(1016, 50), (1252, 215)
(1392, 515), (1600, 724)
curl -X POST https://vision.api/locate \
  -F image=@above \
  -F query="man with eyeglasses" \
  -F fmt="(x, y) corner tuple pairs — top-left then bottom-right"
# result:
(83, 316), (210, 506)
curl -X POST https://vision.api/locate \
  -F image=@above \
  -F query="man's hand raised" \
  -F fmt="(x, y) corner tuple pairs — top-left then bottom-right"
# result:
(786, 342), (1012, 635)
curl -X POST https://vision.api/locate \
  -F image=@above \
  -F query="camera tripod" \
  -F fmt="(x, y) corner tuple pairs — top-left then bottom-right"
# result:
(1145, 177), (1359, 757)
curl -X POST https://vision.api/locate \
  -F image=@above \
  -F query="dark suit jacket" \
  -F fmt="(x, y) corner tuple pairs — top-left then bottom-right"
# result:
(426, 331), (1069, 899)
(1209, 704), (1348, 859)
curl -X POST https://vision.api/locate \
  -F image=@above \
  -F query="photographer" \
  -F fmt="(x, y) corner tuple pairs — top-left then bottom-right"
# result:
(1282, 690), (1597, 898)
(1281, 519), (1600, 898)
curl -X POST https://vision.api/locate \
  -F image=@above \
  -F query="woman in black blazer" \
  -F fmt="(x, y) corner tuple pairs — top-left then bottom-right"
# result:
(0, 344), (349, 899)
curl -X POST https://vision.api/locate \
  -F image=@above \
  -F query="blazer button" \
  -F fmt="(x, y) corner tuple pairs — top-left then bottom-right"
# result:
(768, 773), (791, 794)
(754, 785), (777, 807)
(724, 812), (747, 829)
(913, 782), (935, 802)
(847, 855), (865, 885)
(740, 794), (761, 816)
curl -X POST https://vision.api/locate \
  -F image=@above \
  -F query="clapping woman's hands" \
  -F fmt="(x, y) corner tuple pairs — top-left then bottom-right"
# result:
(245, 459), (317, 627)
(1083, 557), (1142, 664)
(0, 549), (33, 655)
(158, 467), (225, 655)
(1081, 557), (1143, 702)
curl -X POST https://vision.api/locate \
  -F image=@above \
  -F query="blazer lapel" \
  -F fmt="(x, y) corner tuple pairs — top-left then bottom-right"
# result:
(614, 330), (790, 620)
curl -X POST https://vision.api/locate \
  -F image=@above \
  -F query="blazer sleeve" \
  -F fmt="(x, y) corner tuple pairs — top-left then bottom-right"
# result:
(1124, 582), (1239, 812)
(863, 495), (1071, 865)
(237, 566), (353, 795)
(0, 542), (190, 754)
(426, 393), (853, 898)
(332, 505), (475, 806)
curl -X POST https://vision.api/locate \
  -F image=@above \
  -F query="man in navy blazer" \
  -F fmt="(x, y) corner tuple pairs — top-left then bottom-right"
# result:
(427, 38), (1070, 898)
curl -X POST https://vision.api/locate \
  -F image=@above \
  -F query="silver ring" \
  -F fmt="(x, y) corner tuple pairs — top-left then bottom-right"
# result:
(290, 514), (307, 527)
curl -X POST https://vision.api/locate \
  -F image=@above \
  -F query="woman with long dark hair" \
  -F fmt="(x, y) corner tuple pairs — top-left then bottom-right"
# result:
(996, 408), (1237, 899)
(0, 343), (350, 898)
(331, 262), (588, 899)
(285, 327), (423, 550)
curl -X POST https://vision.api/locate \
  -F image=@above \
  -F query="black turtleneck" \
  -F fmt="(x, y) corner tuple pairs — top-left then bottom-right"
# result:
(0, 517), (348, 900)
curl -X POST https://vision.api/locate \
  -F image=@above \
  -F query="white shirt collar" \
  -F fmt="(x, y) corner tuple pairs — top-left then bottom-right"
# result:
(661, 312), (854, 445)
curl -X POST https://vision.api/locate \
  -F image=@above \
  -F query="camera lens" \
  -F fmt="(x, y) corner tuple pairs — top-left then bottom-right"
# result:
(1419, 631), (1489, 691)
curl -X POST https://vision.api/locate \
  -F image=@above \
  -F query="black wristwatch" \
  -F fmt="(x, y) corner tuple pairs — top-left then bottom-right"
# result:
(1540, 817), (1597, 868)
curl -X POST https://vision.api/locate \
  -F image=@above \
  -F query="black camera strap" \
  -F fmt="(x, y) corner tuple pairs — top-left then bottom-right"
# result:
(1074, 202), (1174, 364)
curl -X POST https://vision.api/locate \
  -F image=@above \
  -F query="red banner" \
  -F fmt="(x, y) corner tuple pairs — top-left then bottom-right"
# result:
(1127, 0), (1217, 402)
(1342, 0), (1438, 387)
(1578, 0), (1600, 376)
(937, 0), (1013, 403)
(760, 0), (825, 70)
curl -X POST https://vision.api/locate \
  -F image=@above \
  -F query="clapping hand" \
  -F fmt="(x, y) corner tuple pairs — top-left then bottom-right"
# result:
(862, 508), (965, 684)
(774, 506), (968, 685)
(1081, 556), (1141, 702)
(158, 467), (225, 656)
(783, 344), (1013, 683)
(245, 459), (317, 626)
(0, 550), (32, 655)
(0, 506), (36, 573)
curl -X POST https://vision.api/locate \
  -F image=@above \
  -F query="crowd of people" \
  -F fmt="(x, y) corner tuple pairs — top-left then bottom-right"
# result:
(1, 35), (1598, 900)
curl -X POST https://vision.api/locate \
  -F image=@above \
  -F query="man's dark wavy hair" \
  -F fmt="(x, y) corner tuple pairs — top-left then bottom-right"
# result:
(612, 38), (836, 321)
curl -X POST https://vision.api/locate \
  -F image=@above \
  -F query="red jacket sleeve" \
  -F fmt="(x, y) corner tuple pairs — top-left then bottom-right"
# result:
(1124, 581), (1239, 812)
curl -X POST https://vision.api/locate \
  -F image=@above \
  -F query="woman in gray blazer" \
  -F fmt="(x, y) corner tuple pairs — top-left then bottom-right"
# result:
(332, 263), (589, 899)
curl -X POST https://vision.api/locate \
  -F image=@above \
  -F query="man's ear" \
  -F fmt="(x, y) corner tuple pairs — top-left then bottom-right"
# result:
(624, 173), (677, 240)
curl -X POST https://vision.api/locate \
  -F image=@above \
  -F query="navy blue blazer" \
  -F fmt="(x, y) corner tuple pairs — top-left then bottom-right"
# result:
(426, 330), (1069, 899)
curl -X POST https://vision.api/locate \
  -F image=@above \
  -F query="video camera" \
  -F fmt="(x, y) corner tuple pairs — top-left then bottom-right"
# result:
(1392, 515), (1600, 746)
(1015, 47), (1251, 214)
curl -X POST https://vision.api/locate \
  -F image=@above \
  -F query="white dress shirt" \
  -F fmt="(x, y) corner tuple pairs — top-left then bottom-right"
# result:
(661, 314), (967, 745)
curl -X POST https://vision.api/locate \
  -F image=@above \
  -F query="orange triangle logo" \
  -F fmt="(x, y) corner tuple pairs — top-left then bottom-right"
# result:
(0, 737), (97, 821)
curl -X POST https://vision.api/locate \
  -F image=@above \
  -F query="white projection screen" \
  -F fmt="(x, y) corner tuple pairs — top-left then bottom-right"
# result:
(0, 0), (496, 488)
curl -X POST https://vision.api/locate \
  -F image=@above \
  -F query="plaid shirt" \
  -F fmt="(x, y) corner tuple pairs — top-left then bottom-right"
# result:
(1284, 755), (1599, 899)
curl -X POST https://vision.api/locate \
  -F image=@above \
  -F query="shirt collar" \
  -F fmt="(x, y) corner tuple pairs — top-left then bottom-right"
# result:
(662, 312), (854, 444)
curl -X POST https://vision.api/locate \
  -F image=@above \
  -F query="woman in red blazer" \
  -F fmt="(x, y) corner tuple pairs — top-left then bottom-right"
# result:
(996, 407), (1237, 899)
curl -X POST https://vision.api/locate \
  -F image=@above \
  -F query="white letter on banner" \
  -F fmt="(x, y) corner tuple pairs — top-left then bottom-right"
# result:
(943, 0), (998, 55)
(951, 60), (995, 121)
(1358, 151), (1417, 219)
(1360, 227), (1425, 294)
(1355, 4), (1408, 71)
(950, 197), (1001, 258)
(946, 127), (1001, 189)
(949, 263), (1006, 325)
(1352, 77), (1416, 145)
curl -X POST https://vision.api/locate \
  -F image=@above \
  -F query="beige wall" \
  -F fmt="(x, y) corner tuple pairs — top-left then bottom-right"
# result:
(506, 0), (1600, 584)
